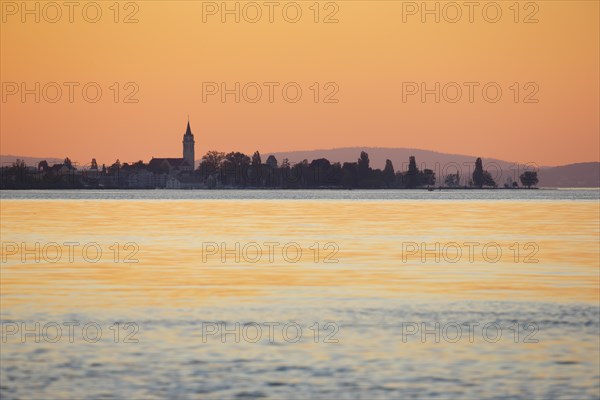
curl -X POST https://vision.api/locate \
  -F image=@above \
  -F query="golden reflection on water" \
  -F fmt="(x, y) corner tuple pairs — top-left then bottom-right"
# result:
(1, 200), (599, 313)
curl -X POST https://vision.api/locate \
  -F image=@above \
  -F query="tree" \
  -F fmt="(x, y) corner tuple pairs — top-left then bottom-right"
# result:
(421, 169), (436, 187)
(471, 158), (496, 188)
(91, 158), (98, 170)
(202, 151), (225, 170)
(248, 151), (263, 185)
(356, 151), (374, 187)
(8, 160), (29, 187)
(108, 160), (121, 178)
(38, 160), (49, 172)
(445, 172), (460, 187)
(222, 152), (251, 186)
(357, 151), (370, 176)
(408, 156), (417, 173)
(206, 174), (217, 189)
(252, 151), (262, 166)
(200, 151), (225, 181)
(520, 171), (539, 188)
(383, 159), (395, 188)
(358, 151), (370, 168)
(327, 162), (343, 187)
(12, 159), (26, 171)
(266, 155), (278, 168)
(482, 171), (496, 188)
(341, 162), (358, 188)
(286, 160), (308, 188)
(309, 158), (332, 187)
(225, 152), (250, 167)
(472, 157), (484, 188)
(405, 156), (420, 188)
(64, 157), (73, 169)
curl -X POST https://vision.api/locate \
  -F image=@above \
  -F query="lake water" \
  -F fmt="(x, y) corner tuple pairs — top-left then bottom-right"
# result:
(1, 190), (599, 399)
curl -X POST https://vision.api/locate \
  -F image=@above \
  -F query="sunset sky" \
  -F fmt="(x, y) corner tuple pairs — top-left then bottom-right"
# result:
(1, 0), (598, 166)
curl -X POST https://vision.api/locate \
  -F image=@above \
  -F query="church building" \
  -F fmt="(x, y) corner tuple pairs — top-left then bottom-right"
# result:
(148, 120), (196, 174)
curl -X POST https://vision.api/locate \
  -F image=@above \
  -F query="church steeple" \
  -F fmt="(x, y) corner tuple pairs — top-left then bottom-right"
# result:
(185, 116), (192, 137)
(182, 118), (195, 170)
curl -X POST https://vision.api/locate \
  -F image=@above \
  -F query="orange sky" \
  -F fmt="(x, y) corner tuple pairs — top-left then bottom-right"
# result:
(1, 0), (598, 166)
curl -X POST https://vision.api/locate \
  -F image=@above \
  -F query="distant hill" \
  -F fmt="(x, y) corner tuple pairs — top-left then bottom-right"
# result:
(266, 147), (599, 188)
(268, 147), (515, 170)
(538, 163), (600, 188)
(0, 155), (62, 167)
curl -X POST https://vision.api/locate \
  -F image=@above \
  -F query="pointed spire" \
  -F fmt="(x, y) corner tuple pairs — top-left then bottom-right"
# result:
(185, 118), (192, 136)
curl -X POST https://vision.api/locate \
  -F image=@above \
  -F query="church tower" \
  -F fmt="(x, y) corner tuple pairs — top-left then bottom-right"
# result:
(182, 119), (195, 170)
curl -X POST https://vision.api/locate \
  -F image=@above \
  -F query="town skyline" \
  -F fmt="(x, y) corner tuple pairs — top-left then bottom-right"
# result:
(4, 143), (600, 171)
(2, 119), (598, 189)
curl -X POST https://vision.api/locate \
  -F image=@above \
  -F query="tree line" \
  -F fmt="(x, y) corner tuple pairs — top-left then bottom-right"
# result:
(0, 151), (539, 189)
(197, 151), (538, 189)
